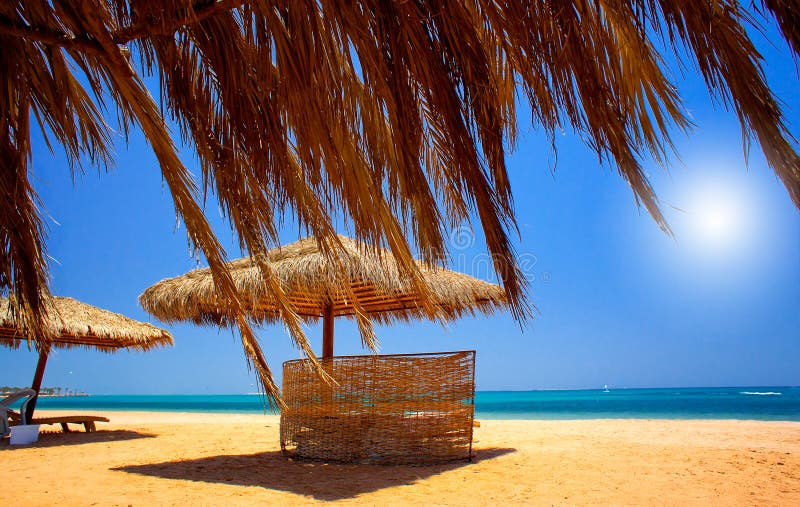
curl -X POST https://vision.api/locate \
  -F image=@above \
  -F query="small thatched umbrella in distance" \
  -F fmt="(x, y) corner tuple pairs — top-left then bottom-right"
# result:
(140, 236), (509, 361)
(0, 296), (173, 419)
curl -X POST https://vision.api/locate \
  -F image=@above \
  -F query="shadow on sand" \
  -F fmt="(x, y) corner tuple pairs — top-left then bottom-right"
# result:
(116, 447), (516, 501)
(1, 429), (156, 449)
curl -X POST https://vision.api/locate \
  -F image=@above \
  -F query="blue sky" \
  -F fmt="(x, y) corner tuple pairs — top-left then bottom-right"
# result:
(2, 21), (798, 394)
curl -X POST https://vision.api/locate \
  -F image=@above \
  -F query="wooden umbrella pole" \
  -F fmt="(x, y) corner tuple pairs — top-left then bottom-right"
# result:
(322, 303), (334, 358)
(26, 344), (50, 421)
(320, 304), (336, 407)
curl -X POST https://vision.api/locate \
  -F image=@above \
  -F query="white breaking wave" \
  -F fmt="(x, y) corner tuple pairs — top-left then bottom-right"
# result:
(740, 391), (782, 396)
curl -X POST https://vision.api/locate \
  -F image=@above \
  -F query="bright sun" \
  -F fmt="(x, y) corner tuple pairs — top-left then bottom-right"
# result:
(681, 181), (750, 254)
(693, 194), (738, 244)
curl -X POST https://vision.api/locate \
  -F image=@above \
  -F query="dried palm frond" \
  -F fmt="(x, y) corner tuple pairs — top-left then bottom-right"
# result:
(1, 0), (798, 405)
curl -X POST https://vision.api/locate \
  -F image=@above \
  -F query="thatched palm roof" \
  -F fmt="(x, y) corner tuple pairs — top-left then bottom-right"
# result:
(141, 236), (508, 329)
(0, 296), (174, 353)
(2, 1), (798, 404)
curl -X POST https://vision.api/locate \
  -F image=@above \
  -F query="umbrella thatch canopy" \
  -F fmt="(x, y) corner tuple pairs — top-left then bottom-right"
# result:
(141, 236), (508, 376)
(1, 296), (173, 418)
(1, 296), (174, 352)
(141, 236), (507, 326)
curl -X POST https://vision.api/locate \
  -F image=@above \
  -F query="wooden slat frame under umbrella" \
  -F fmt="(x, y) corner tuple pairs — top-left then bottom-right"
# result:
(1, 296), (173, 420)
(139, 235), (511, 359)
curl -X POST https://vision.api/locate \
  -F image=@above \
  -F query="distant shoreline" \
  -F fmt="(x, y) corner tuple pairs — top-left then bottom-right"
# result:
(37, 394), (89, 398)
(0, 392), (88, 398)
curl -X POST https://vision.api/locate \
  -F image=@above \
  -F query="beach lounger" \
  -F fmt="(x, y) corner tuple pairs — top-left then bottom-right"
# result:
(31, 415), (109, 433)
(1, 389), (36, 438)
(7, 411), (109, 433)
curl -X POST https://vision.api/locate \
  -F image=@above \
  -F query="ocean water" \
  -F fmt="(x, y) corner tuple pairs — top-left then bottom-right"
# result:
(29, 386), (800, 421)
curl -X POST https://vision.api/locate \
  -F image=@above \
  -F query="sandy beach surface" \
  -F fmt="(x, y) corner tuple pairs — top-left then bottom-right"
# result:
(1, 411), (798, 505)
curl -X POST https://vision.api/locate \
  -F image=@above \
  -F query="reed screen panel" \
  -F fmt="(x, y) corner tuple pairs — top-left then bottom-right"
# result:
(280, 351), (476, 464)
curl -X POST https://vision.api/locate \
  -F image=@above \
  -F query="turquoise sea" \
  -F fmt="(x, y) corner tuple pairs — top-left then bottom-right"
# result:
(31, 386), (800, 421)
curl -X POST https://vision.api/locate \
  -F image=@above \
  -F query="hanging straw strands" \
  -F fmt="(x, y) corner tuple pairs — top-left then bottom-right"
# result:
(2, 1), (798, 405)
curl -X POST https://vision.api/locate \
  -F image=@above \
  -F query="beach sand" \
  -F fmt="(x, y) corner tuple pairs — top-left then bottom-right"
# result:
(2, 411), (798, 505)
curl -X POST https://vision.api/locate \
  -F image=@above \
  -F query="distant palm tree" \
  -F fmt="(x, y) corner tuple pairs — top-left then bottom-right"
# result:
(1, 1), (797, 403)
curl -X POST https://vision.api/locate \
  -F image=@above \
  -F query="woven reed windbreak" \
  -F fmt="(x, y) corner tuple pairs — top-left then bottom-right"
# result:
(280, 351), (476, 465)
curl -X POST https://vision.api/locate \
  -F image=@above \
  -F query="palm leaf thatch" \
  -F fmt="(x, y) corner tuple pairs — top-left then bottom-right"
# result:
(140, 236), (508, 346)
(0, 296), (174, 352)
(1, 1), (798, 405)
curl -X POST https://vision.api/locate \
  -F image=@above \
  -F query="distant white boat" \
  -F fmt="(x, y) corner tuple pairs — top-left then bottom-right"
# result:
(602, 384), (610, 393)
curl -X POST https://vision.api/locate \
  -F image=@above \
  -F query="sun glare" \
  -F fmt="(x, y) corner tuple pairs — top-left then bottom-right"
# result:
(679, 177), (753, 257)
(693, 194), (739, 245)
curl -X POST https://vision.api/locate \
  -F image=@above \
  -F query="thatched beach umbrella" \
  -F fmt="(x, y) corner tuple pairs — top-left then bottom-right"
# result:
(142, 235), (509, 463)
(140, 236), (509, 360)
(0, 296), (173, 419)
